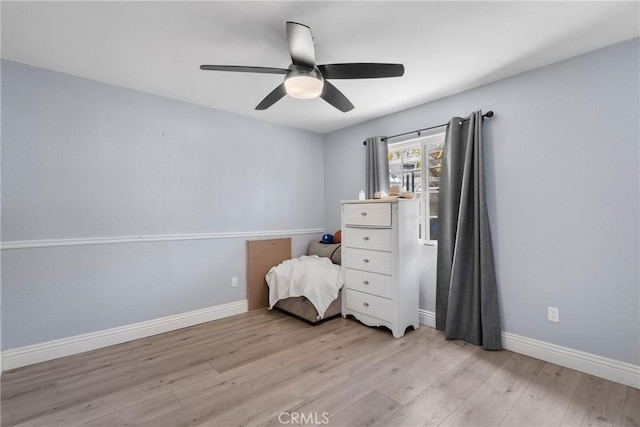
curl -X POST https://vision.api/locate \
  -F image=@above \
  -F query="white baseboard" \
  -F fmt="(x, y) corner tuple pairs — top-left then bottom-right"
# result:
(2, 300), (247, 371)
(419, 309), (435, 328)
(419, 310), (639, 389)
(502, 331), (639, 389)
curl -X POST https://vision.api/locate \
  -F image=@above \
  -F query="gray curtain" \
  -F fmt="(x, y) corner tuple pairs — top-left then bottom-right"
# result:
(435, 111), (502, 350)
(365, 136), (390, 199)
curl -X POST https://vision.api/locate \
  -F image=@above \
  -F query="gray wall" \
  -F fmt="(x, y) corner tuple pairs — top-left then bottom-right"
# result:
(324, 38), (639, 365)
(1, 60), (324, 349)
(3, 38), (639, 368)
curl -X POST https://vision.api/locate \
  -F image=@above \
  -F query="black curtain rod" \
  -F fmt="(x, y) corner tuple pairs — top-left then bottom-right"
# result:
(363, 111), (494, 145)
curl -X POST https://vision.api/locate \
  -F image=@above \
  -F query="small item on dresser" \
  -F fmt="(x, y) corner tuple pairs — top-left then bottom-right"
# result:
(359, 190), (365, 200)
(399, 191), (415, 199)
(373, 190), (388, 199)
(382, 186), (401, 200)
(389, 185), (401, 196)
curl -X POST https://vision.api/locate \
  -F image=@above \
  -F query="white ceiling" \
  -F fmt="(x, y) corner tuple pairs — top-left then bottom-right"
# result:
(2, 1), (639, 134)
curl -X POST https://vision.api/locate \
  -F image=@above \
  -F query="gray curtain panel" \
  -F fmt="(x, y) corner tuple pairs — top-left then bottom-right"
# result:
(435, 111), (502, 350)
(365, 136), (390, 199)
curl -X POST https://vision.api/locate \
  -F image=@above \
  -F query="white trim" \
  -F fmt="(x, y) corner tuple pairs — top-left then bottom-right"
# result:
(419, 310), (639, 389)
(2, 300), (247, 371)
(1, 228), (324, 250)
(419, 309), (436, 328)
(502, 331), (639, 389)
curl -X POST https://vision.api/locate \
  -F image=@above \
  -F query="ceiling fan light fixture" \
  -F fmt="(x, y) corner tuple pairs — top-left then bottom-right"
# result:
(284, 75), (324, 99)
(284, 66), (324, 99)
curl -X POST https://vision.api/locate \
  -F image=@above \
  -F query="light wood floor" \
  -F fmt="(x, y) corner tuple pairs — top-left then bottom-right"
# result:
(2, 310), (638, 427)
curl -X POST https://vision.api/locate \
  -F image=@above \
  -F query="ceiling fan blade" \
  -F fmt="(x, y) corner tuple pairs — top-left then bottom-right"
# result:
(318, 63), (405, 79)
(255, 83), (287, 110)
(320, 81), (354, 112)
(200, 65), (287, 75)
(286, 21), (316, 68)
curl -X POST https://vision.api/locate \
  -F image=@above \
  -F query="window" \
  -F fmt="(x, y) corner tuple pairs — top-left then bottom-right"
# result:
(388, 131), (445, 244)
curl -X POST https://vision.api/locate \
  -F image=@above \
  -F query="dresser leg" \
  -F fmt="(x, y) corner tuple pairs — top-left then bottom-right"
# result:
(392, 327), (404, 338)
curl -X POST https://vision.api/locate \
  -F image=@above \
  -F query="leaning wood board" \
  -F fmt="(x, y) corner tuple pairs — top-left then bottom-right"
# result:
(246, 238), (291, 311)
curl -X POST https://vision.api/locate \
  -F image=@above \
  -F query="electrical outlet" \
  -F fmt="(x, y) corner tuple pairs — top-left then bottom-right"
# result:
(548, 306), (559, 323)
(231, 277), (238, 288)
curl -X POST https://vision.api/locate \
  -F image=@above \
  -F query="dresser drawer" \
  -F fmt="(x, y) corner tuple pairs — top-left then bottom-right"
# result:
(344, 227), (392, 251)
(344, 248), (392, 275)
(344, 268), (392, 299)
(345, 289), (392, 321)
(343, 203), (391, 227)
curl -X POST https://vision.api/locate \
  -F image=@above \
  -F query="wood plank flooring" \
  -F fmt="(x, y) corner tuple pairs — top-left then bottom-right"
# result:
(1, 309), (638, 427)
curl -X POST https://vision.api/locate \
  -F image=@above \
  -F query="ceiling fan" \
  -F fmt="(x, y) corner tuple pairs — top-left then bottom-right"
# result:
(200, 21), (405, 113)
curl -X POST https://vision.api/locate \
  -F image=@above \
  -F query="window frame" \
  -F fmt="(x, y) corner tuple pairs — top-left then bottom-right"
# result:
(388, 130), (446, 245)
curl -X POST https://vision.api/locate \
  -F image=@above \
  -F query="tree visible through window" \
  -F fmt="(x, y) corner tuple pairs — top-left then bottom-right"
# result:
(388, 132), (445, 243)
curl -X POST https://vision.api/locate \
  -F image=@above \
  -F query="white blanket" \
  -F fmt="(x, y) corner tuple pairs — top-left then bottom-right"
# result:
(266, 255), (344, 319)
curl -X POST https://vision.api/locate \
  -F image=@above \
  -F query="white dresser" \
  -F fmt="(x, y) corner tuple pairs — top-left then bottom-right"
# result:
(340, 199), (419, 338)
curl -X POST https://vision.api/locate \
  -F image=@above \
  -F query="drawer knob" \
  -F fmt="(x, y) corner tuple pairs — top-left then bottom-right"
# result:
(363, 258), (370, 263)
(363, 236), (370, 241)
(363, 280), (370, 285)
(363, 302), (370, 307)
(361, 212), (368, 217)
